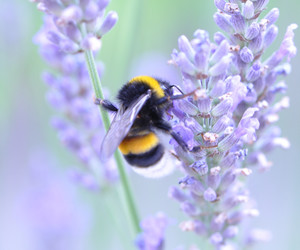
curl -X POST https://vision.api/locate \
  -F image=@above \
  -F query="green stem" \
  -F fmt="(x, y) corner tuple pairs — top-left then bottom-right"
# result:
(84, 49), (141, 235)
(84, 50), (111, 130)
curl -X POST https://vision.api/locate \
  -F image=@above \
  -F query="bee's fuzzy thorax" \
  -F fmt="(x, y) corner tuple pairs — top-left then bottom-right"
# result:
(128, 76), (165, 98)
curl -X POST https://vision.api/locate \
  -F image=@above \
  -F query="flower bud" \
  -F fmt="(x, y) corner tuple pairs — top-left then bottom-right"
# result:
(176, 99), (199, 116)
(218, 131), (238, 152)
(193, 35), (211, 71)
(210, 80), (226, 98)
(223, 226), (239, 239)
(190, 161), (208, 176)
(97, 0), (110, 11)
(243, 0), (254, 19)
(65, 21), (82, 43)
(98, 11), (118, 36)
(219, 169), (236, 193)
(210, 232), (223, 246)
(263, 8), (279, 28)
(207, 166), (221, 189)
(82, 1), (99, 21)
(181, 201), (198, 216)
(58, 5), (82, 25)
(209, 55), (232, 76)
(253, 0), (269, 11)
(193, 29), (209, 40)
(176, 52), (197, 75)
(38, 1), (62, 15)
(214, 32), (226, 45)
(245, 22), (260, 40)
(263, 25), (278, 49)
(47, 31), (62, 45)
(220, 152), (238, 168)
(230, 13), (246, 33)
(211, 97), (233, 117)
(204, 187), (217, 202)
(246, 62), (261, 82)
(178, 35), (195, 61)
(214, 0), (226, 11)
(212, 115), (230, 134)
(210, 39), (229, 65)
(184, 117), (204, 133)
(253, 78), (265, 95)
(179, 176), (205, 194)
(196, 91), (212, 113)
(214, 12), (234, 33)
(239, 47), (254, 63)
(211, 213), (226, 231)
(168, 186), (187, 202)
(61, 39), (80, 53)
(249, 32), (263, 53)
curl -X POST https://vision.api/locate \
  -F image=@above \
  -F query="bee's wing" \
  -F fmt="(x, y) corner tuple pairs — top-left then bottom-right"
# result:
(100, 90), (151, 160)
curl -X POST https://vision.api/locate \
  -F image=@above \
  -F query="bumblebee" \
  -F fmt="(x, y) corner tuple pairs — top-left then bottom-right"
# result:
(96, 76), (190, 177)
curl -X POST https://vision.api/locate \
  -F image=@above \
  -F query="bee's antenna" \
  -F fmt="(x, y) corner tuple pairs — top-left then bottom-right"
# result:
(167, 85), (184, 95)
(170, 87), (201, 100)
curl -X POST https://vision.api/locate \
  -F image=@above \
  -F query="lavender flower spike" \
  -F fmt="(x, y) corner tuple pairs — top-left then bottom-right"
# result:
(33, 0), (118, 54)
(169, 0), (296, 249)
(33, 0), (119, 188)
(33, 0), (143, 244)
(135, 213), (168, 250)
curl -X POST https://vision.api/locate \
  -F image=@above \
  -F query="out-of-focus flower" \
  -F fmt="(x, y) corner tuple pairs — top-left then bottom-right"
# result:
(32, 0), (118, 53)
(168, 0), (296, 248)
(135, 213), (168, 250)
(32, 0), (119, 189)
(18, 153), (90, 250)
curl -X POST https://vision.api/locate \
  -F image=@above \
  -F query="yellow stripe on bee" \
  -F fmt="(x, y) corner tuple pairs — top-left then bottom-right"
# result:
(128, 76), (165, 98)
(119, 132), (159, 155)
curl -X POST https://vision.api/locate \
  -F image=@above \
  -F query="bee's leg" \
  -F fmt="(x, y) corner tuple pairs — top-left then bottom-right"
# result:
(156, 96), (169, 105)
(154, 121), (189, 151)
(94, 98), (118, 112)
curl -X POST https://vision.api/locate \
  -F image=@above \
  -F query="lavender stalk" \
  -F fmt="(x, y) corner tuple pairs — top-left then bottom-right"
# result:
(32, 0), (140, 236)
(83, 36), (141, 236)
(168, 1), (297, 248)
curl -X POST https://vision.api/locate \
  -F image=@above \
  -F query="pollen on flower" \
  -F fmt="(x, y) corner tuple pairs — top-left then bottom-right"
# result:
(193, 88), (207, 99)
(219, 92), (233, 101)
(224, 3), (239, 13)
(203, 132), (219, 143)
(229, 44), (240, 52)
(210, 166), (221, 175)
